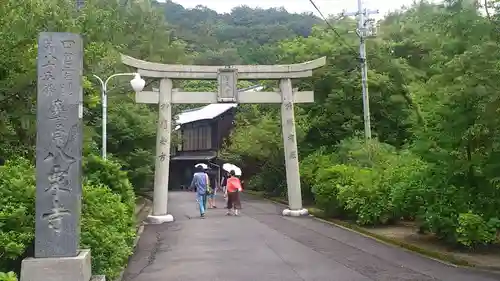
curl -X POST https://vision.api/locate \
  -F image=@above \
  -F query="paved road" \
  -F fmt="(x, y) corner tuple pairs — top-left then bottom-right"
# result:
(123, 192), (500, 281)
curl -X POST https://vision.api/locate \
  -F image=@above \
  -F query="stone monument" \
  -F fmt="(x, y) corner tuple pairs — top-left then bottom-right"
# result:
(19, 32), (104, 281)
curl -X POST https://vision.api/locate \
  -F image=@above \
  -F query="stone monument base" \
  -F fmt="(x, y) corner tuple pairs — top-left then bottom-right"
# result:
(20, 249), (103, 281)
(282, 208), (309, 217)
(147, 214), (174, 224)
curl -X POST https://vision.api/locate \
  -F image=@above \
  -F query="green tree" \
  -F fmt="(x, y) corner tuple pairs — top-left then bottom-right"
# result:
(0, 0), (190, 189)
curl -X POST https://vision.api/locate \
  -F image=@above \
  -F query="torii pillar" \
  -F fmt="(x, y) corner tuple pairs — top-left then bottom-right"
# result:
(121, 55), (326, 223)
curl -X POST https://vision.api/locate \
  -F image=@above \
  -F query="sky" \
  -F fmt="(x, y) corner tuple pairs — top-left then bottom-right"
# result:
(157, 0), (427, 19)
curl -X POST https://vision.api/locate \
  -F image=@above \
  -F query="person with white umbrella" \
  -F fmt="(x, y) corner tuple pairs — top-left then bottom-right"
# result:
(224, 169), (243, 216)
(222, 163), (242, 177)
(221, 163), (241, 195)
(191, 163), (208, 193)
(190, 164), (209, 218)
(195, 163), (208, 170)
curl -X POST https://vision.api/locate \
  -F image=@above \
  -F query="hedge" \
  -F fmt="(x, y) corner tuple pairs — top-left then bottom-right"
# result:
(0, 156), (136, 280)
(305, 137), (500, 247)
(0, 272), (17, 281)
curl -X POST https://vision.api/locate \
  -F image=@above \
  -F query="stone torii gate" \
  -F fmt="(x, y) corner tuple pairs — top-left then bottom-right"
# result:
(121, 54), (326, 223)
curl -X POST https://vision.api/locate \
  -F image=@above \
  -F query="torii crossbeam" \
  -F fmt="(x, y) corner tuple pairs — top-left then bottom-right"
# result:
(121, 54), (326, 223)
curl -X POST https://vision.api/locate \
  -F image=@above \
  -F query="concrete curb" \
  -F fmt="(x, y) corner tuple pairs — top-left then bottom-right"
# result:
(244, 191), (500, 275)
(114, 196), (152, 281)
(310, 213), (500, 276)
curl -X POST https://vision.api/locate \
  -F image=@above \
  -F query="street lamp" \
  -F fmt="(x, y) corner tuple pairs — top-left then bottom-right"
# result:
(92, 72), (146, 159)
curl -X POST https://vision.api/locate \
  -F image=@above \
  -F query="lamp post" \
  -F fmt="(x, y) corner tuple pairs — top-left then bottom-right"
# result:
(92, 73), (146, 159)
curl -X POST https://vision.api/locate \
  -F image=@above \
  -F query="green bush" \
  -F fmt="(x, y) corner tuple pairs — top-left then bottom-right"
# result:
(417, 185), (464, 243)
(83, 154), (136, 215)
(0, 159), (35, 272)
(386, 151), (428, 220)
(118, 148), (155, 192)
(310, 137), (500, 247)
(311, 137), (429, 225)
(238, 158), (286, 198)
(256, 162), (287, 197)
(106, 100), (157, 192)
(313, 164), (393, 225)
(0, 157), (136, 279)
(335, 166), (393, 225)
(335, 137), (398, 168)
(456, 212), (499, 248)
(300, 147), (336, 203)
(414, 159), (500, 244)
(82, 155), (137, 277)
(312, 164), (351, 218)
(81, 183), (136, 279)
(0, 272), (17, 281)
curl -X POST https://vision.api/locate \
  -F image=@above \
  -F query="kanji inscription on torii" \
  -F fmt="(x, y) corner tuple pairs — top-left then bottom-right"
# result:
(35, 32), (83, 258)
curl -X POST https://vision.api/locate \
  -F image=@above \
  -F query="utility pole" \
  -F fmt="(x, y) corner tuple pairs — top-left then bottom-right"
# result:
(344, 2), (378, 140)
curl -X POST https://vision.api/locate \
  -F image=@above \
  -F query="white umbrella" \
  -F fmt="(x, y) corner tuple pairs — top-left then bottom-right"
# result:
(222, 163), (242, 176)
(195, 163), (208, 169)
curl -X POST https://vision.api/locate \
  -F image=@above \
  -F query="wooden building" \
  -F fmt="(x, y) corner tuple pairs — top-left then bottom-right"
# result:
(169, 85), (263, 190)
(169, 103), (236, 190)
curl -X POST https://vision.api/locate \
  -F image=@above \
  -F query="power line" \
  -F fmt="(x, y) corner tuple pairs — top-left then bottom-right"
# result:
(309, 0), (379, 140)
(307, 0), (429, 130)
(308, 0), (359, 57)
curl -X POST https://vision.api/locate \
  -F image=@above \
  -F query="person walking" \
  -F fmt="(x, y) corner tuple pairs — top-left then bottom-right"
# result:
(206, 169), (218, 209)
(224, 170), (242, 216)
(190, 165), (208, 218)
(220, 171), (228, 194)
(220, 171), (229, 207)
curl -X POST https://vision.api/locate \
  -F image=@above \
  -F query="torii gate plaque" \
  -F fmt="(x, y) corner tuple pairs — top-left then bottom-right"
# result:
(121, 54), (326, 223)
(217, 68), (238, 103)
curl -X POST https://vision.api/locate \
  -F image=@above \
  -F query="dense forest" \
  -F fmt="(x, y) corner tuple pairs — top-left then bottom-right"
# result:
(1, 0), (500, 279)
(153, 0), (321, 64)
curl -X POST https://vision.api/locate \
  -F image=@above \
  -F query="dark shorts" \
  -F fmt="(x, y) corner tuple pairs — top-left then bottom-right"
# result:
(227, 191), (241, 209)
